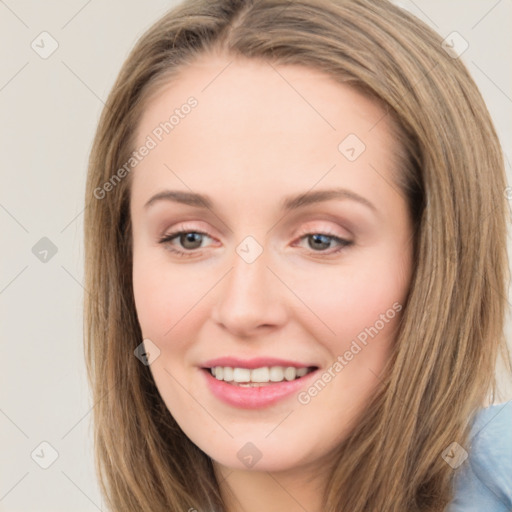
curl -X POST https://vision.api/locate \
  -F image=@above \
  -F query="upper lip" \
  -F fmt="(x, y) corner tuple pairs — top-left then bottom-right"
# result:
(201, 357), (318, 369)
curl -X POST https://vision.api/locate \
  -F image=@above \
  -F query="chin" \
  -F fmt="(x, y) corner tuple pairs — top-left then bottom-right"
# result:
(194, 431), (323, 475)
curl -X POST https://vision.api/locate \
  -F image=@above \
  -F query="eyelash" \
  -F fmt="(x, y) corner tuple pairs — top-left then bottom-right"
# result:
(157, 227), (353, 258)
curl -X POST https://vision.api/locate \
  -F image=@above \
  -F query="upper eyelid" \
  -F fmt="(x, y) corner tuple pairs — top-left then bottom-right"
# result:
(160, 227), (349, 242)
(161, 219), (352, 239)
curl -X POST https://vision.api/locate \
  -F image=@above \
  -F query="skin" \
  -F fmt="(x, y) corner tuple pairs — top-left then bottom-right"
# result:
(130, 53), (414, 512)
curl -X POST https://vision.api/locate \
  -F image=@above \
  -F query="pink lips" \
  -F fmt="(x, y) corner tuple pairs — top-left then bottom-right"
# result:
(200, 357), (318, 409)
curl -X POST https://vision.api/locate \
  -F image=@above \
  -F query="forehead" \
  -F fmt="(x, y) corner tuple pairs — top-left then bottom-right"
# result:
(130, 55), (401, 210)
(136, 54), (390, 144)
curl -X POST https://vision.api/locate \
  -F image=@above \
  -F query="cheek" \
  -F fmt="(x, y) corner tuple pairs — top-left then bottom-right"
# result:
(293, 261), (407, 345)
(286, 253), (410, 391)
(133, 257), (168, 338)
(132, 252), (215, 355)
(132, 251), (180, 340)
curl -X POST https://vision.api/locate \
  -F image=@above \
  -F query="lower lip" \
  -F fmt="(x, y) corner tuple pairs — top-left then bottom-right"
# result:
(201, 368), (318, 409)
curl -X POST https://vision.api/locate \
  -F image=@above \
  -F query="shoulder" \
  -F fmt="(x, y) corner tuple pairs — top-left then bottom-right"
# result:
(448, 400), (512, 512)
(468, 400), (512, 502)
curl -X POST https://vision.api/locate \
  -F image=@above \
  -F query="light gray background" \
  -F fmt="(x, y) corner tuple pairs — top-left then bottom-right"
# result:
(1, 1), (511, 510)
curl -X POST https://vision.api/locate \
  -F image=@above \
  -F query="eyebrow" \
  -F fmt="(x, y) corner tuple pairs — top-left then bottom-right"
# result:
(143, 188), (377, 213)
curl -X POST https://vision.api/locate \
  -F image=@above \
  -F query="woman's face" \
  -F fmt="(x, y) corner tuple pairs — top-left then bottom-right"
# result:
(130, 54), (413, 475)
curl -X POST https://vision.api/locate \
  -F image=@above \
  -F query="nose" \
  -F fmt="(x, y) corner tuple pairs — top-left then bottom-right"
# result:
(210, 243), (288, 338)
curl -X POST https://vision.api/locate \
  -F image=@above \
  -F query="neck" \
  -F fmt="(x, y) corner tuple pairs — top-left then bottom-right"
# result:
(213, 458), (330, 512)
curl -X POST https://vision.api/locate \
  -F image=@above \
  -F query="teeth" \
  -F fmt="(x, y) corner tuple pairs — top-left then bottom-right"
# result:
(284, 367), (296, 381)
(251, 367), (270, 382)
(296, 367), (308, 377)
(269, 366), (284, 382)
(209, 365), (313, 384)
(233, 368), (251, 382)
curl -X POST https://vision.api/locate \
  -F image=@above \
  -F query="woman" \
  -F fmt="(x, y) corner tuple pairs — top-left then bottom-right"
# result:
(84, 0), (512, 510)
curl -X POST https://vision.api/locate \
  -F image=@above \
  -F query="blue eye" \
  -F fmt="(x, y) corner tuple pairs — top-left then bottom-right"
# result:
(158, 230), (353, 257)
(303, 233), (352, 252)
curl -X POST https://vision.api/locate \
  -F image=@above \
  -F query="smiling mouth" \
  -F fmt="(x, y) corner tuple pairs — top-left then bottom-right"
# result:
(204, 365), (318, 386)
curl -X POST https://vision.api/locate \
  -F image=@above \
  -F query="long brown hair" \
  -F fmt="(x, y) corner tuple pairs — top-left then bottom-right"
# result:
(83, 0), (511, 510)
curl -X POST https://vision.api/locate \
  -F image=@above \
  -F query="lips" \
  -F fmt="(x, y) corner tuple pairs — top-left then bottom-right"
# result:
(200, 357), (320, 409)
